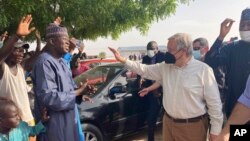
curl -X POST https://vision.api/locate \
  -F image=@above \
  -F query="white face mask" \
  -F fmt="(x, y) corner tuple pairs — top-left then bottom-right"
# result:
(147, 50), (155, 58)
(240, 31), (250, 42)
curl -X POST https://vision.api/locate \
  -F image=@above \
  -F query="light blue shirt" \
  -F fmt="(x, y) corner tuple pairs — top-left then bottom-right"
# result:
(63, 53), (73, 68)
(238, 75), (250, 108)
(0, 121), (45, 141)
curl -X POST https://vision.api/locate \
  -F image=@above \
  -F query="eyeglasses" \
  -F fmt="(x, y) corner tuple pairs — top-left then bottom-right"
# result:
(193, 46), (201, 51)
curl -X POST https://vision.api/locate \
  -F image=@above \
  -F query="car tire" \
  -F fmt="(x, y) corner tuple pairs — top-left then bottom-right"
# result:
(82, 123), (104, 141)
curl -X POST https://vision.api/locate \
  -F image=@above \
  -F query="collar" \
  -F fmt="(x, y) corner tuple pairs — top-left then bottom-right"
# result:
(173, 56), (193, 69)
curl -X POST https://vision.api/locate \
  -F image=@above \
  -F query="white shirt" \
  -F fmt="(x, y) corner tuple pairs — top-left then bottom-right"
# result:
(125, 57), (223, 135)
(0, 63), (34, 122)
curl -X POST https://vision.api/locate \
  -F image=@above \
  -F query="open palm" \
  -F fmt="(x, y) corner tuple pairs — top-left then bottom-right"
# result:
(108, 47), (126, 63)
(16, 14), (35, 36)
(219, 18), (234, 39)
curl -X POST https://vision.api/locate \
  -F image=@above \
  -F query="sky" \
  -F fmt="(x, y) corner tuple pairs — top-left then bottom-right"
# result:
(30, 0), (250, 57)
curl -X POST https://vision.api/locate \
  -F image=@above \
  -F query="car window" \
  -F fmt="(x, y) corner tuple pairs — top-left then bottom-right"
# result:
(88, 62), (101, 68)
(74, 65), (123, 97)
(110, 69), (139, 94)
(80, 59), (118, 69)
(124, 70), (137, 79)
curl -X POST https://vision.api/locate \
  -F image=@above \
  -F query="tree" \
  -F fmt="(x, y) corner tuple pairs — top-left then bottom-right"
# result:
(0, 0), (191, 41)
(99, 52), (106, 59)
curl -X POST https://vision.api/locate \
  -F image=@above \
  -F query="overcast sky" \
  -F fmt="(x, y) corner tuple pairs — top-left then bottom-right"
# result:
(30, 0), (250, 56)
(84, 0), (250, 56)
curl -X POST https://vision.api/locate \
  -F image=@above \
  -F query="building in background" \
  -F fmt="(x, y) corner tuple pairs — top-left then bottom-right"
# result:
(118, 46), (167, 60)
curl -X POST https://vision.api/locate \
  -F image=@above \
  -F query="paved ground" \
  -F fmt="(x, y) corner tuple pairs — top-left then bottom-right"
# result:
(117, 125), (162, 141)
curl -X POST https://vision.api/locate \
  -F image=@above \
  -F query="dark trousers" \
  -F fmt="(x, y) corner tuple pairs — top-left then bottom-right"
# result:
(147, 93), (161, 141)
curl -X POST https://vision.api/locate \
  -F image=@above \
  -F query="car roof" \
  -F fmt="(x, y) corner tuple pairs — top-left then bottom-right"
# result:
(80, 58), (118, 65)
(98, 62), (124, 67)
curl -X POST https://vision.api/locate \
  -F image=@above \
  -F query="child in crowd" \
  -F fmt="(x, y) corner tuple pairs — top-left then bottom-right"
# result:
(0, 97), (48, 141)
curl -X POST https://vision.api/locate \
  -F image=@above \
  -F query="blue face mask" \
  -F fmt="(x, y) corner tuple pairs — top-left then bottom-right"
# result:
(193, 50), (201, 60)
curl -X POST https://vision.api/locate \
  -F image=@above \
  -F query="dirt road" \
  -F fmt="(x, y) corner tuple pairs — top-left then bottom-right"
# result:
(117, 125), (162, 141)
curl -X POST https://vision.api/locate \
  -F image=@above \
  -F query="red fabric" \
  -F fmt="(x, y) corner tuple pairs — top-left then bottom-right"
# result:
(72, 64), (90, 77)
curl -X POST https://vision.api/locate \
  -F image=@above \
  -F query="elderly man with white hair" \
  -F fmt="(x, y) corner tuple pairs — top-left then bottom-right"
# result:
(109, 33), (223, 141)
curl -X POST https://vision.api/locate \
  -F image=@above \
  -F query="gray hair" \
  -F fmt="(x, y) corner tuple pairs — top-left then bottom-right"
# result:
(169, 33), (193, 56)
(193, 38), (208, 48)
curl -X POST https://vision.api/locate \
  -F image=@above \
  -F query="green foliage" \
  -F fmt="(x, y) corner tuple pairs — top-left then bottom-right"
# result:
(99, 52), (106, 59)
(0, 0), (191, 41)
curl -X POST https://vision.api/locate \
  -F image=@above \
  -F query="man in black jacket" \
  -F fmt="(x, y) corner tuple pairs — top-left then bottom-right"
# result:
(205, 8), (250, 119)
(139, 41), (165, 141)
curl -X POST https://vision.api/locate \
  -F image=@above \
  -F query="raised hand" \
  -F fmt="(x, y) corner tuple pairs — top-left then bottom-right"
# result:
(0, 31), (8, 41)
(77, 40), (85, 53)
(108, 47), (126, 63)
(219, 18), (235, 40)
(54, 16), (62, 25)
(138, 88), (149, 97)
(35, 30), (41, 39)
(16, 14), (36, 37)
(78, 46), (84, 53)
(69, 37), (77, 50)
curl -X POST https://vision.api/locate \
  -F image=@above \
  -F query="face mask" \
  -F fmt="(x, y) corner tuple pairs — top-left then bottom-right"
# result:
(147, 50), (155, 58)
(164, 52), (176, 64)
(240, 31), (250, 42)
(193, 50), (201, 60)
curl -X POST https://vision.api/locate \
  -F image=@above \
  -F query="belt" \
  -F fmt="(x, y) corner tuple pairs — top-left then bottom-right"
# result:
(165, 112), (207, 123)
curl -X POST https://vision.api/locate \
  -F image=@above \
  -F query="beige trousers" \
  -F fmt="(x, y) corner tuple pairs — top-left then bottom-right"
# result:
(162, 114), (208, 141)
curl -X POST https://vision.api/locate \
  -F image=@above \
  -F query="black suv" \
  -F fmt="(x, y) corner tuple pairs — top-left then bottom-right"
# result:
(74, 63), (163, 141)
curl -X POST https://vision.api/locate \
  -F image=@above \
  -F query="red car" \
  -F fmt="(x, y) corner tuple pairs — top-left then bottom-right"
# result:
(80, 58), (118, 68)
(72, 58), (118, 77)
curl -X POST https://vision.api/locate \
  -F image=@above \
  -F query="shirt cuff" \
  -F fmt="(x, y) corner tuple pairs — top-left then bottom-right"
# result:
(210, 124), (222, 135)
(210, 115), (223, 135)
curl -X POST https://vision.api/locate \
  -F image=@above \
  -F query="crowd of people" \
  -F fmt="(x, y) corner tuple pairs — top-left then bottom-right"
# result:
(0, 6), (250, 141)
(109, 7), (250, 141)
(0, 15), (93, 141)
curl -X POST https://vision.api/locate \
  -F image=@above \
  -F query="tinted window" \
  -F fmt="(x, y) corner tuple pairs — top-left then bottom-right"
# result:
(74, 65), (123, 97)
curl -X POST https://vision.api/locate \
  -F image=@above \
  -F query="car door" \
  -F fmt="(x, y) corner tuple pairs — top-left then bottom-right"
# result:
(104, 69), (149, 136)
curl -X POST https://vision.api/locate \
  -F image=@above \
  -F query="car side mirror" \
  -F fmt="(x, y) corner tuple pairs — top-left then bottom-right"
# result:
(108, 83), (126, 100)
